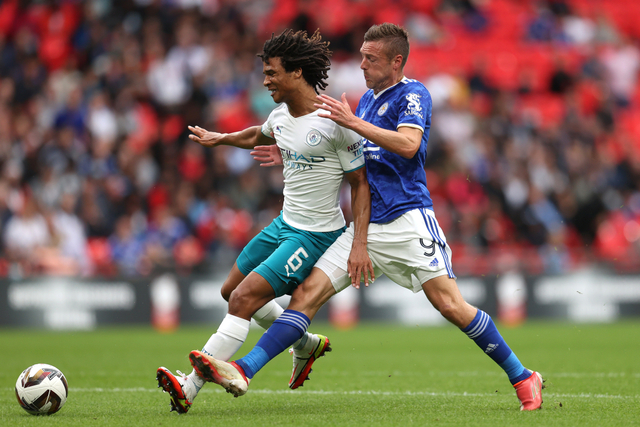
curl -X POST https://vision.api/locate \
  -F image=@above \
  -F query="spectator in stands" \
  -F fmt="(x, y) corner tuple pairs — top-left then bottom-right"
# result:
(3, 190), (51, 276)
(601, 36), (640, 108)
(50, 191), (91, 275)
(548, 55), (574, 94)
(109, 213), (148, 276)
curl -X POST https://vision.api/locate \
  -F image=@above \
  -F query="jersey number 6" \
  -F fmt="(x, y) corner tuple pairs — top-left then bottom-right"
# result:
(285, 247), (309, 277)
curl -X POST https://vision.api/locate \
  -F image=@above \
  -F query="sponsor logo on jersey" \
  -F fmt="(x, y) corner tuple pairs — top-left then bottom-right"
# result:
(377, 102), (389, 116)
(347, 139), (364, 158)
(347, 140), (362, 152)
(362, 139), (380, 160)
(404, 93), (423, 119)
(275, 125), (283, 135)
(362, 139), (381, 160)
(305, 129), (323, 146)
(281, 148), (326, 170)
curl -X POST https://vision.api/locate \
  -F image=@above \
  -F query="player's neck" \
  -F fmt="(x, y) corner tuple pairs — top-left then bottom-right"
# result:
(373, 74), (404, 95)
(285, 88), (318, 118)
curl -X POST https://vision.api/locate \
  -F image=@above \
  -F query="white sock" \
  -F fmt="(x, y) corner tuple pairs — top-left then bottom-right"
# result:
(252, 300), (284, 329)
(293, 331), (315, 352)
(188, 314), (251, 389)
(252, 300), (310, 349)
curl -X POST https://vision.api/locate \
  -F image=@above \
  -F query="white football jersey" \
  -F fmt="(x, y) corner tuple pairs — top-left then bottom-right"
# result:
(261, 104), (364, 232)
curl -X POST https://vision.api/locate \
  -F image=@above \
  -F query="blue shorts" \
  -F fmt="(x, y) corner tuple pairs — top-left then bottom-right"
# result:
(236, 213), (345, 297)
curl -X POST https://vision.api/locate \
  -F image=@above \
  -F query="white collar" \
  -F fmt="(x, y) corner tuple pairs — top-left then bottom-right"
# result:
(373, 76), (407, 99)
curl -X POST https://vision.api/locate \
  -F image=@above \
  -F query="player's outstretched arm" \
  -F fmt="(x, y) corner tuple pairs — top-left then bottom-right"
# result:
(188, 125), (272, 150)
(250, 145), (283, 167)
(315, 93), (422, 159)
(344, 167), (374, 289)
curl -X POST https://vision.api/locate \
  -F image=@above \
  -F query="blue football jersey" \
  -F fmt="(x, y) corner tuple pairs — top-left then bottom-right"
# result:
(355, 77), (433, 223)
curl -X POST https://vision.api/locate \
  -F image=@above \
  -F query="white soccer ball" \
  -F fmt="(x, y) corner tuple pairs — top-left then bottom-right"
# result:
(15, 364), (68, 415)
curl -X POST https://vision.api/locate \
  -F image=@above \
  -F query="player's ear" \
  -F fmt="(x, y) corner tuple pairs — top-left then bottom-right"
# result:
(393, 54), (403, 70)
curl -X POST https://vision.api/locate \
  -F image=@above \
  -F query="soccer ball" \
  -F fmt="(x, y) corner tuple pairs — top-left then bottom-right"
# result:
(15, 364), (68, 415)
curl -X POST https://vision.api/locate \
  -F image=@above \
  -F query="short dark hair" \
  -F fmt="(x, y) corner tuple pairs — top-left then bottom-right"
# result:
(363, 23), (410, 69)
(258, 29), (332, 94)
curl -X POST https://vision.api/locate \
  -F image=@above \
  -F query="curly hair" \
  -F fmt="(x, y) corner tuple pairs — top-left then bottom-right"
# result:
(258, 29), (332, 94)
(364, 23), (410, 69)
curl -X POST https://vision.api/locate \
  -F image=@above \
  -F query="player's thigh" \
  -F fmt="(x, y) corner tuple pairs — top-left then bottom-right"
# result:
(288, 267), (337, 319)
(421, 274), (464, 308)
(315, 225), (383, 293)
(236, 216), (282, 276)
(254, 226), (343, 297)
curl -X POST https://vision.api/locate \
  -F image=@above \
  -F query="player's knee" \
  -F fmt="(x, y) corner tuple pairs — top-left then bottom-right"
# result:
(437, 303), (457, 322)
(287, 286), (312, 310)
(434, 300), (467, 327)
(220, 280), (236, 302)
(227, 287), (263, 318)
(289, 280), (333, 316)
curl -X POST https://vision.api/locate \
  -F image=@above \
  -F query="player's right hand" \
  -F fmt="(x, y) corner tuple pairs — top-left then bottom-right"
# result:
(250, 145), (283, 167)
(347, 242), (374, 289)
(188, 125), (224, 147)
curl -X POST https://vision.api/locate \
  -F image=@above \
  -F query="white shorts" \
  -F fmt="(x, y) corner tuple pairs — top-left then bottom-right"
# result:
(315, 208), (455, 293)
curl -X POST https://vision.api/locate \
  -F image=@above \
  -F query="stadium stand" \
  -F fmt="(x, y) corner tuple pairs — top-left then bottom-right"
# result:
(1, 0), (639, 277)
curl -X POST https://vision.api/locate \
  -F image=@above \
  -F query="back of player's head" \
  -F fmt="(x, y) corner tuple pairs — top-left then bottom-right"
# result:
(364, 23), (410, 69)
(259, 29), (332, 94)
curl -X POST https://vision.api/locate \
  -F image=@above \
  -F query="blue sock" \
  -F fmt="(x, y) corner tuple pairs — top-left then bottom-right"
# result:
(461, 310), (531, 385)
(235, 310), (309, 379)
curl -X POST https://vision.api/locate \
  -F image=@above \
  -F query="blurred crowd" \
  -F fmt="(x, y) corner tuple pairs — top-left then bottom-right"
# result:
(1, 0), (640, 279)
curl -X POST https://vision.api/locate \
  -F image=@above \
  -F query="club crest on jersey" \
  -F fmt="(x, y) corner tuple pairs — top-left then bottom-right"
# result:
(404, 93), (423, 119)
(377, 102), (389, 116)
(306, 129), (323, 146)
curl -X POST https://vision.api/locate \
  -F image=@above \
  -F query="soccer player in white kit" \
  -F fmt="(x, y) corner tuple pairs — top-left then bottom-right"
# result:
(156, 29), (373, 414)
(190, 23), (544, 411)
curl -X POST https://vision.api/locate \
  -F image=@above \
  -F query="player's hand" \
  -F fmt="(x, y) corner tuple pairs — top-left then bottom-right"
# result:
(315, 93), (356, 129)
(250, 145), (283, 167)
(347, 242), (374, 289)
(188, 125), (224, 147)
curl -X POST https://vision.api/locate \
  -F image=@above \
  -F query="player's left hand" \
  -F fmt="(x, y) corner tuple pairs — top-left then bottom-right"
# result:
(347, 242), (374, 289)
(315, 93), (356, 129)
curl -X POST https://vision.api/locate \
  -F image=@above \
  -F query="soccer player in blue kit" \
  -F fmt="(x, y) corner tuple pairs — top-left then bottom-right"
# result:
(190, 23), (544, 411)
(156, 29), (372, 414)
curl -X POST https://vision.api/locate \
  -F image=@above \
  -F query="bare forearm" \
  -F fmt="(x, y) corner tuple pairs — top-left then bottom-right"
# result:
(343, 166), (374, 287)
(221, 126), (268, 149)
(349, 118), (419, 159)
(350, 177), (370, 247)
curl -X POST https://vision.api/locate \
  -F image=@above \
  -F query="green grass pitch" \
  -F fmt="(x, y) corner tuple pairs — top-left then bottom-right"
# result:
(1, 321), (639, 426)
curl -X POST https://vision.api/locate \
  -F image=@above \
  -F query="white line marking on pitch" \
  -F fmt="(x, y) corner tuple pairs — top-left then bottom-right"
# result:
(325, 371), (640, 379)
(56, 388), (640, 400)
